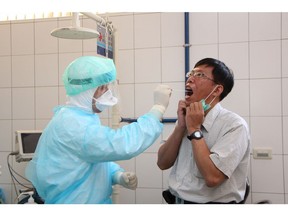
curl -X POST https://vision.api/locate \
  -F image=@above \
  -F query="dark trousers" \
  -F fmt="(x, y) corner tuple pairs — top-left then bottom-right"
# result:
(162, 189), (237, 204)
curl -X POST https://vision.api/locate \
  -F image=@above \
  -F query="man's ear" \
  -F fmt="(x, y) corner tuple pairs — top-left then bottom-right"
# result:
(214, 84), (224, 97)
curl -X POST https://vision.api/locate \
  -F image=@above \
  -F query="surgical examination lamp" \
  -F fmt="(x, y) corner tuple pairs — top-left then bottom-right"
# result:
(50, 12), (109, 40)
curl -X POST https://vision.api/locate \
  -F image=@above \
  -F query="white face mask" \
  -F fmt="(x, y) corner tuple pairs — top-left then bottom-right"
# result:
(93, 89), (118, 112)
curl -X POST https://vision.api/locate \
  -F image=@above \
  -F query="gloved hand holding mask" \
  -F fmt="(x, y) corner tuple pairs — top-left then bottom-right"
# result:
(113, 171), (138, 190)
(149, 84), (172, 120)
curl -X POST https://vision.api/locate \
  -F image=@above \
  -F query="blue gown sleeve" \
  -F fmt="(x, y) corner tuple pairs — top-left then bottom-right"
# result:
(109, 162), (124, 185)
(81, 113), (163, 162)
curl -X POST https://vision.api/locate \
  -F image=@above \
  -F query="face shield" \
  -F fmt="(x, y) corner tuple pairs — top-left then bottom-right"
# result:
(63, 56), (118, 112)
(63, 56), (117, 96)
(93, 80), (120, 112)
(66, 80), (120, 113)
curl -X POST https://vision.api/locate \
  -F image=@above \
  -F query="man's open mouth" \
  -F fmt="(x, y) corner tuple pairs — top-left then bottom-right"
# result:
(185, 88), (193, 96)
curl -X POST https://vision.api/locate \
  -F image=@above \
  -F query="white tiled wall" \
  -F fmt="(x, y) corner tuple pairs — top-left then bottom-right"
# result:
(0, 12), (288, 204)
(219, 13), (248, 43)
(249, 13), (281, 41)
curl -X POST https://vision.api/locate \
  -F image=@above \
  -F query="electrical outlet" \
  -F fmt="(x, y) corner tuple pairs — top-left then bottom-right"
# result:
(253, 148), (272, 159)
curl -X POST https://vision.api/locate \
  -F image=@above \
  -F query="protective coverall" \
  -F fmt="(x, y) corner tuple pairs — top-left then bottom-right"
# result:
(25, 106), (162, 203)
(25, 56), (171, 204)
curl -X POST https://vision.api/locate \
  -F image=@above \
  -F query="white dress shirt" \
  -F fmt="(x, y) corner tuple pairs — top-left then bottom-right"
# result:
(168, 103), (251, 203)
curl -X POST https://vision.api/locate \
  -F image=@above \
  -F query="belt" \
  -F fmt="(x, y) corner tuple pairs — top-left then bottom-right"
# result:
(163, 189), (238, 204)
(176, 197), (237, 204)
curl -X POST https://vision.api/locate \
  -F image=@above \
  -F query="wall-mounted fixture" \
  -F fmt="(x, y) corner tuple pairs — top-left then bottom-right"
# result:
(50, 12), (110, 40)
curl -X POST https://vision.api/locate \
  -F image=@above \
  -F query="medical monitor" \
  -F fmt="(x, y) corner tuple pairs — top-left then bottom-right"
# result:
(15, 130), (42, 162)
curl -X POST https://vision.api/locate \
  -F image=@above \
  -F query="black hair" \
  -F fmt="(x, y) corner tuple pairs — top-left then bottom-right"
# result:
(194, 58), (234, 101)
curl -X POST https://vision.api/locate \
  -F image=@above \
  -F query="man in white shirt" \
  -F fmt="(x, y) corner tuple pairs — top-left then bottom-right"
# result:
(157, 58), (250, 204)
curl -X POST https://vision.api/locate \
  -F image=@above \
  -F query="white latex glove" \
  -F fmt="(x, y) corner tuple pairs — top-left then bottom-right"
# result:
(113, 171), (138, 190)
(149, 84), (172, 120)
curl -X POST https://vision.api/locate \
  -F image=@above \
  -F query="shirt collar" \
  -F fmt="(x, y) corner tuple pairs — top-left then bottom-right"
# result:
(202, 103), (222, 132)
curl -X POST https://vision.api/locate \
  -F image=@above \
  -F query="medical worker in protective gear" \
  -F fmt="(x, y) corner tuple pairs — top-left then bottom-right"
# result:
(25, 56), (172, 204)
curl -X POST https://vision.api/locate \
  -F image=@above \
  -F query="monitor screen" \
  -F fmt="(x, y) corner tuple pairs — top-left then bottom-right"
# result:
(15, 130), (42, 162)
(21, 133), (42, 154)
